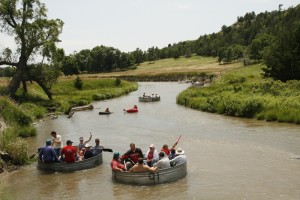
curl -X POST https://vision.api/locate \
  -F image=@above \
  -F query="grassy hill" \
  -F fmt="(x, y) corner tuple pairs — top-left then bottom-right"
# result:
(77, 55), (243, 79)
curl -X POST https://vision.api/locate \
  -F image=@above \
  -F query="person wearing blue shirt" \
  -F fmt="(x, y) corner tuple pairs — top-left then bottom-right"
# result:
(39, 139), (59, 163)
(83, 144), (93, 159)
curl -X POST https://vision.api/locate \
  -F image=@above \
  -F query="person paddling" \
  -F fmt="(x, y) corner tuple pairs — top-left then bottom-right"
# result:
(120, 143), (143, 169)
(39, 139), (59, 163)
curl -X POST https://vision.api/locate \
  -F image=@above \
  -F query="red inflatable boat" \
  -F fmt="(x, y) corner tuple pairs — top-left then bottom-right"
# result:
(125, 108), (138, 113)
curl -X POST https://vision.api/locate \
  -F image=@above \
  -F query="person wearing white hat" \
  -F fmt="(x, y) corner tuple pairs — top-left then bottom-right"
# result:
(170, 148), (187, 166)
(83, 143), (93, 159)
(145, 144), (159, 167)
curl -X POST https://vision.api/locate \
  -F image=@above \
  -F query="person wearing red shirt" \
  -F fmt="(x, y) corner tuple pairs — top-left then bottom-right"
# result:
(110, 152), (126, 172)
(161, 139), (179, 156)
(61, 140), (77, 163)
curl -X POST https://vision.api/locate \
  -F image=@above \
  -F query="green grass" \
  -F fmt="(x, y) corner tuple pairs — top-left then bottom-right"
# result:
(177, 63), (300, 124)
(0, 78), (137, 165)
(12, 77), (138, 114)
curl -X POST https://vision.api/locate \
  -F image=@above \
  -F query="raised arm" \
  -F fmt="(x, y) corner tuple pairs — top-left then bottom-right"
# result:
(84, 132), (93, 144)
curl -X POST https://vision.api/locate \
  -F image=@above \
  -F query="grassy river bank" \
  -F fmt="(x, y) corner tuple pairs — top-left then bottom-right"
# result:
(0, 78), (137, 173)
(177, 63), (300, 124)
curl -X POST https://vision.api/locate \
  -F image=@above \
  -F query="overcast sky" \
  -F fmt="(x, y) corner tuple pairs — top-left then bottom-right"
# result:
(1, 0), (299, 55)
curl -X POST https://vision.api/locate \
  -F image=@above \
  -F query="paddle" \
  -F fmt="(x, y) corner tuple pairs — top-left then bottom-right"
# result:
(29, 152), (38, 159)
(29, 147), (42, 159)
(127, 157), (135, 166)
(171, 135), (181, 149)
(102, 148), (113, 152)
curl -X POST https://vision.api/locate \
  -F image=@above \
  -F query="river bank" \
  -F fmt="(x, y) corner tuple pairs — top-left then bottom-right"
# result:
(177, 63), (300, 124)
(0, 78), (138, 175)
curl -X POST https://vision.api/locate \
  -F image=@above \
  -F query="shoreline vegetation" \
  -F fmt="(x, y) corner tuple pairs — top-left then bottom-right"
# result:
(0, 77), (138, 174)
(177, 63), (300, 124)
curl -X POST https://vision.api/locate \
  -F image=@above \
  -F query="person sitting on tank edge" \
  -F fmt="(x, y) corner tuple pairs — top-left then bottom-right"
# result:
(129, 158), (157, 173)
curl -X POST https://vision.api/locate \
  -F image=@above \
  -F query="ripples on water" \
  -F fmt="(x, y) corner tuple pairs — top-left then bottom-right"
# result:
(4, 82), (300, 200)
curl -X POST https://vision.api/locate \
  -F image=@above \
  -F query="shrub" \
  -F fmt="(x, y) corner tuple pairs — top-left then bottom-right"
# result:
(5, 138), (29, 165)
(0, 99), (32, 126)
(92, 94), (103, 101)
(115, 78), (121, 86)
(17, 126), (37, 138)
(74, 76), (83, 90)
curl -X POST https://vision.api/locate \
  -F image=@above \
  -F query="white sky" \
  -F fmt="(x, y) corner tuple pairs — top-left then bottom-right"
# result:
(1, 0), (299, 55)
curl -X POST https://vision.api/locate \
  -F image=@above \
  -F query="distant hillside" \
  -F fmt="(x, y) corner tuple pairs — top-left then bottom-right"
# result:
(55, 4), (300, 77)
(1, 4), (299, 79)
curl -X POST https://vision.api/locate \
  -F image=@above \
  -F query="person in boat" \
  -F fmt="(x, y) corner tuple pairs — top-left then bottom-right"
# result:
(105, 108), (110, 112)
(129, 158), (157, 173)
(133, 105), (138, 109)
(78, 132), (92, 151)
(120, 143), (144, 165)
(170, 148), (187, 166)
(161, 144), (170, 156)
(161, 140), (179, 156)
(83, 143), (93, 159)
(50, 131), (63, 157)
(92, 138), (104, 156)
(110, 152), (126, 172)
(39, 139), (59, 163)
(61, 140), (77, 163)
(145, 144), (159, 167)
(168, 148), (177, 160)
(153, 152), (171, 169)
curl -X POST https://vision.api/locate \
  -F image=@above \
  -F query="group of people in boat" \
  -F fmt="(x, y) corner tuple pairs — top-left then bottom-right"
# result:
(110, 142), (186, 173)
(38, 131), (104, 163)
(141, 93), (160, 98)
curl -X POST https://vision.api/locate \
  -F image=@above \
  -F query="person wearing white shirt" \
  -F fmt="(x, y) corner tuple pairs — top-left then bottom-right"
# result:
(50, 131), (63, 157)
(145, 144), (159, 167)
(153, 152), (171, 169)
(170, 148), (187, 166)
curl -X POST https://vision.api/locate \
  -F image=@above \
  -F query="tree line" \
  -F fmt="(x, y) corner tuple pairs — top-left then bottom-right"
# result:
(0, 1), (299, 99)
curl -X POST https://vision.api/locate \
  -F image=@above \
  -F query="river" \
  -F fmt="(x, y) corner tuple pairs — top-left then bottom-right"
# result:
(2, 82), (300, 200)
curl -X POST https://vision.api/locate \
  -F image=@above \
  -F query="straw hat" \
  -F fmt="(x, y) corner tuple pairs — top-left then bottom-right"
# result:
(175, 148), (185, 155)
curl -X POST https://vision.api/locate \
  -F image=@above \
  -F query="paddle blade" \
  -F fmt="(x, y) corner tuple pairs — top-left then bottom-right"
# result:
(103, 148), (113, 152)
(29, 153), (37, 159)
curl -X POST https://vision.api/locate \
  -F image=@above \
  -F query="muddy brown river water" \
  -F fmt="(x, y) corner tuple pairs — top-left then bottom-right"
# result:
(1, 82), (300, 200)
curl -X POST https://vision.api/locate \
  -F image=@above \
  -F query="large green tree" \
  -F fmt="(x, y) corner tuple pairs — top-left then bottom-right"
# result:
(263, 24), (300, 81)
(0, 0), (63, 99)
